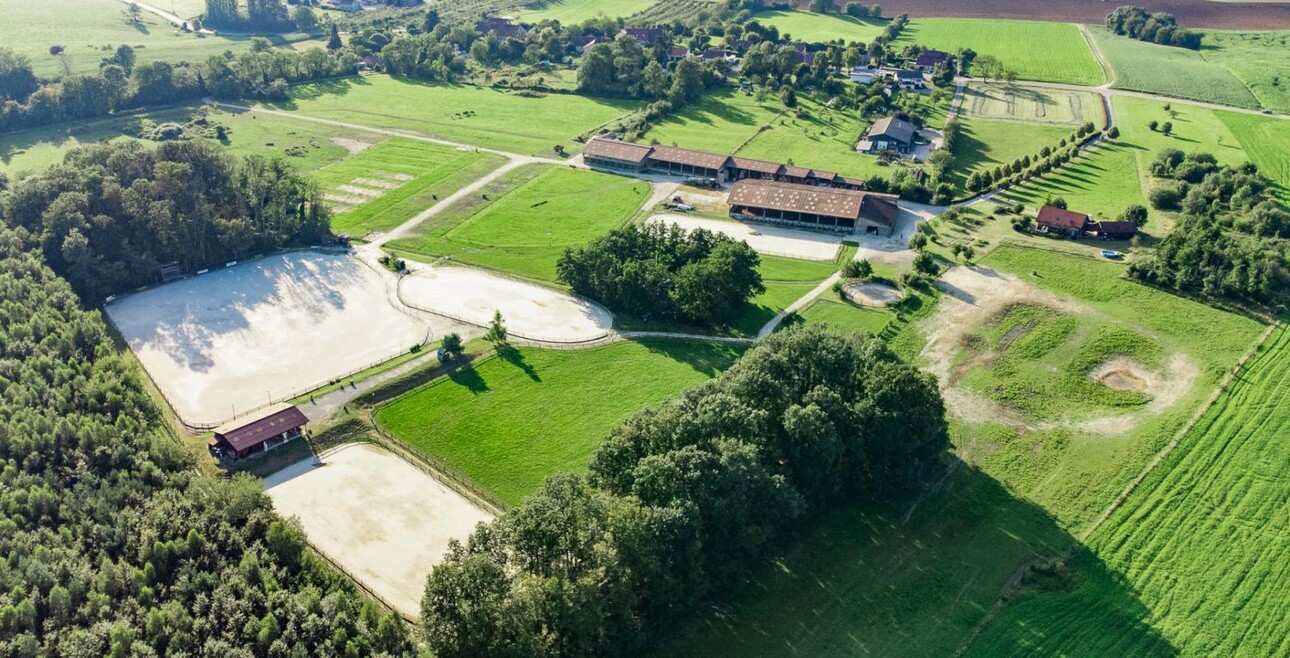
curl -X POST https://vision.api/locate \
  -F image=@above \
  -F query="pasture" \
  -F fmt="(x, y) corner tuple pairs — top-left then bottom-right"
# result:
(264, 443), (493, 618)
(895, 18), (1105, 86)
(312, 138), (505, 236)
(267, 76), (640, 156)
(997, 141), (1150, 226)
(643, 88), (785, 154)
(959, 84), (1103, 126)
(965, 324), (1290, 657)
(510, 0), (659, 23)
(387, 165), (648, 282)
(952, 117), (1076, 187)
(752, 9), (889, 43)
(735, 95), (883, 180)
(0, 0), (320, 77)
(1219, 110), (1290, 203)
(1089, 27), (1260, 109)
(373, 340), (744, 506)
(105, 251), (428, 427)
(1199, 30), (1290, 113)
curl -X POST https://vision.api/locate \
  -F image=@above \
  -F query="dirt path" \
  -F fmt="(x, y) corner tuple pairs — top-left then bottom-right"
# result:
(1077, 24), (1116, 90)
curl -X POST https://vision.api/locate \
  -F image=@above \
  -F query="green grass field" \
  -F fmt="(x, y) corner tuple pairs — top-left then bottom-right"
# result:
(0, 0), (321, 77)
(723, 249), (852, 336)
(751, 9), (889, 43)
(387, 165), (648, 281)
(312, 138), (505, 237)
(1218, 110), (1290, 204)
(895, 18), (1104, 86)
(510, 0), (659, 23)
(997, 141), (1149, 225)
(952, 117), (1076, 188)
(267, 76), (640, 156)
(735, 95), (885, 179)
(960, 84), (1103, 126)
(796, 296), (893, 335)
(1198, 31), (1290, 113)
(1090, 27), (1260, 109)
(373, 340), (744, 506)
(966, 323), (1289, 657)
(643, 88), (785, 154)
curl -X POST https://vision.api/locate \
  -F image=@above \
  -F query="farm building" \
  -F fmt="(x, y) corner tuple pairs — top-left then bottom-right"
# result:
(729, 156), (785, 181)
(582, 138), (654, 173)
(728, 180), (900, 234)
(648, 145), (731, 181)
(476, 17), (526, 39)
(857, 116), (918, 154)
(1092, 220), (1138, 240)
(879, 68), (925, 90)
(916, 50), (951, 71)
(208, 403), (308, 460)
(619, 28), (662, 45)
(582, 138), (868, 190)
(1036, 205), (1092, 237)
(849, 66), (878, 84)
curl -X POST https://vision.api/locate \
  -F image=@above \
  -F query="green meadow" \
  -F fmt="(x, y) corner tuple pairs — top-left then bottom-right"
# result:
(896, 18), (1105, 86)
(1090, 27), (1260, 109)
(373, 340), (744, 506)
(511, 0), (659, 23)
(1198, 30), (1290, 113)
(643, 88), (785, 154)
(952, 117), (1076, 188)
(752, 9), (889, 43)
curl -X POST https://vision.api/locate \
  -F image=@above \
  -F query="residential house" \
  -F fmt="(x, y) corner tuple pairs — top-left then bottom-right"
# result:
(669, 45), (690, 62)
(619, 27), (662, 46)
(1035, 206), (1091, 237)
(476, 17), (527, 40)
(856, 116), (918, 154)
(915, 49), (950, 72)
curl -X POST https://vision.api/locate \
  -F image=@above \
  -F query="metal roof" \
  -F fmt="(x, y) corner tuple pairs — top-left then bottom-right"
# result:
(649, 145), (732, 170)
(728, 180), (898, 224)
(729, 156), (785, 175)
(583, 137), (654, 164)
(213, 403), (308, 453)
(866, 116), (917, 144)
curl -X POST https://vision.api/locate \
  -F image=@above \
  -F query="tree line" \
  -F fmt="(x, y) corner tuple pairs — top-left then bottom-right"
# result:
(556, 222), (764, 327)
(1105, 6), (1203, 50)
(422, 325), (949, 657)
(2, 139), (330, 300)
(1129, 148), (1288, 306)
(204, 0), (294, 32)
(0, 224), (413, 657)
(0, 44), (357, 134)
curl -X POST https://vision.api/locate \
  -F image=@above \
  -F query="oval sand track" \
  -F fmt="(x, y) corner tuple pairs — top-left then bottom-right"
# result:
(399, 264), (613, 343)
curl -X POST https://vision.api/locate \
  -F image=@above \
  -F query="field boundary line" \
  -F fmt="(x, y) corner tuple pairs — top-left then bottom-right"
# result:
(1076, 320), (1280, 542)
(1077, 23), (1115, 89)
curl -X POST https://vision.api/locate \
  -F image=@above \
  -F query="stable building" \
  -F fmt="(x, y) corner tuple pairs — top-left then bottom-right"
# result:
(581, 138), (653, 173)
(208, 403), (308, 460)
(647, 145), (731, 182)
(728, 180), (900, 234)
(1091, 220), (1138, 240)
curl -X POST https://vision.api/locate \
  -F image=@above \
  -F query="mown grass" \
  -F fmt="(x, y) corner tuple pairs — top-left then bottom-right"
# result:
(736, 95), (889, 179)
(959, 83), (1103, 126)
(373, 339), (744, 506)
(511, 0), (659, 22)
(796, 296), (894, 335)
(951, 117), (1076, 189)
(313, 138), (505, 237)
(966, 323), (1290, 657)
(267, 75), (640, 156)
(997, 141), (1149, 225)
(388, 165), (648, 281)
(1199, 30), (1290, 113)
(643, 87), (785, 153)
(751, 9), (889, 43)
(1090, 27), (1260, 109)
(1, 0), (322, 77)
(1218, 110), (1290, 204)
(895, 18), (1104, 86)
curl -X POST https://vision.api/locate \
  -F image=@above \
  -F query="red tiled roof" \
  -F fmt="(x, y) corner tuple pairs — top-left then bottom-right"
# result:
(729, 156), (784, 175)
(728, 180), (898, 224)
(213, 404), (308, 453)
(1036, 205), (1090, 231)
(583, 137), (653, 164)
(782, 165), (811, 178)
(649, 145), (731, 170)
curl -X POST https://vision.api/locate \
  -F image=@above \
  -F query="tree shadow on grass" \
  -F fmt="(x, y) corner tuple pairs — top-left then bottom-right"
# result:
(498, 343), (541, 382)
(447, 363), (490, 393)
(654, 460), (1178, 658)
(634, 339), (745, 377)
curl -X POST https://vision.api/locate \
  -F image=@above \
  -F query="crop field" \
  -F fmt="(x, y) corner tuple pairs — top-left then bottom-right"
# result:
(266, 76), (639, 156)
(373, 340), (744, 506)
(952, 117), (1075, 187)
(1218, 111), (1290, 204)
(965, 324), (1290, 657)
(0, 0), (320, 77)
(387, 165), (648, 282)
(1089, 27), (1260, 109)
(510, 0), (659, 23)
(752, 9), (889, 43)
(858, 0), (1290, 30)
(959, 84), (1103, 126)
(894, 18), (1104, 86)
(643, 88), (785, 154)
(311, 138), (505, 236)
(662, 246), (1265, 657)
(1199, 30), (1290, 113)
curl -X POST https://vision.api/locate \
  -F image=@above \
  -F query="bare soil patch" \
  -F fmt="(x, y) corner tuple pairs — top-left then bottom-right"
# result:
(329, 137), (373, 154)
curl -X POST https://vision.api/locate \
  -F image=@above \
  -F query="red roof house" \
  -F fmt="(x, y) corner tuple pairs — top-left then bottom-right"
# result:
(1035, 206), (1091, 236)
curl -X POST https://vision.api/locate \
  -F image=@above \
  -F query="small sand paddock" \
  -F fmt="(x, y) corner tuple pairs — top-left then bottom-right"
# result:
(845, 281), (903, 306)
(264, 443), (493, 618)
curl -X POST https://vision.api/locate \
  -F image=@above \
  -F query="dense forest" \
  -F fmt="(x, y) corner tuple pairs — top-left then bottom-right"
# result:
(422, 325), (949, 656)
(557, 223), (764, 327)
(1129, 149), (1289, 306)
(2, 140), (330, 300)
(0, 225), (412, 657)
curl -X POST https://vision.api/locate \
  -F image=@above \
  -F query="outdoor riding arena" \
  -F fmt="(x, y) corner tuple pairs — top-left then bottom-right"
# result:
(105, 251), (428, 427)
(647, 213), (842, 260)
(398, 262), (614, 343)
(264, 443), (493, 618)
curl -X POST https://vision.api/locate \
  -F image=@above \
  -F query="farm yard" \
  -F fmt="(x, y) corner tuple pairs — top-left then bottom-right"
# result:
(104, 251), (431, 427)
(373, 340), (744, 506)
(264, 76), (640, 157)
(264, 443), (494, 618)
(312, 138), (506, 237)
(894, 18), (1105, 86)
(647, 214), (843, 260)
(1089, 27), (1261, 109)
(386, 165), (649, 282)
(752, 9), (890, 43)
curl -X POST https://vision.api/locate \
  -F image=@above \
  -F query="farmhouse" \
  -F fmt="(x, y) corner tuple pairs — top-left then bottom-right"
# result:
(1092, 220), (1138, 240)
(619, 28), (662, 45)
(880, 68), (926, 90)
(476, 17), (527, 40)
(915, 50), (951, 71)
(857, 116), (918, 154)
(728, 180), (900, 234)
(208, 403), (308, 460)
(1036, 205), (1091, 237)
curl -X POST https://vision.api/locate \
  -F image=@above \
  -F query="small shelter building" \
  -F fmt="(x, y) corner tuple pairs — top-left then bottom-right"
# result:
(208, 403), (308, 460)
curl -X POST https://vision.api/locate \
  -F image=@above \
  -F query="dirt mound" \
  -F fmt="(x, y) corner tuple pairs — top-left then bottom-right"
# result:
(845, 282), (903, 306)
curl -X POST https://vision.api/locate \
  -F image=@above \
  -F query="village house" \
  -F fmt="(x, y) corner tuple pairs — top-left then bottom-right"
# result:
(915, 49), (951, 72)
(857, 116), (918, 155)
(881, 68), (926, 90)
(619, 27), (663, 45)
(569, 34), (598, 54)
(849, 66), (877, 84)
(669, 45), (690, 62)
(728, 180), (900, 234)
(1035, 205), (1092, 237)
(476, 17), (527, 40)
